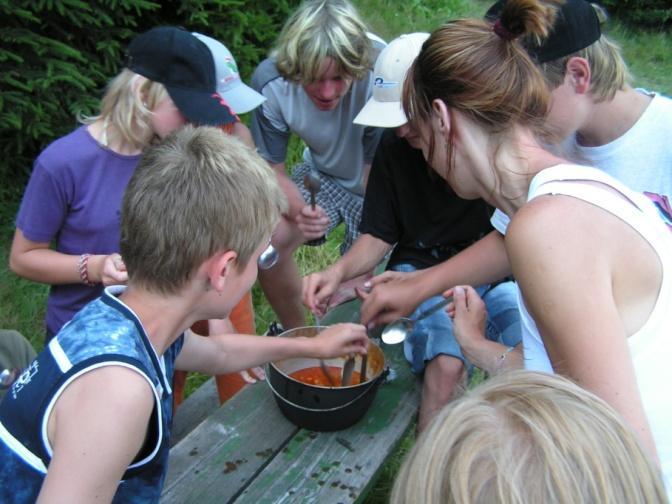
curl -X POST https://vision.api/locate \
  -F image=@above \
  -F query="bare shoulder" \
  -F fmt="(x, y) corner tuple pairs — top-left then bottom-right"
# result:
(52, 365), (155, 436)
(506, 195), (606, 261)
(505, 195), (613, 297)
(42, 366), (157, 501)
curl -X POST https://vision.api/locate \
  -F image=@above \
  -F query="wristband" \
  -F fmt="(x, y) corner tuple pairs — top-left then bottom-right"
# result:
(78, 254), (96, 287)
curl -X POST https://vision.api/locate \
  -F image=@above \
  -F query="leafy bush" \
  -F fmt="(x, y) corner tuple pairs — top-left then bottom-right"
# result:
(599, 0), (672, 30)
(0, 0), (298, 200)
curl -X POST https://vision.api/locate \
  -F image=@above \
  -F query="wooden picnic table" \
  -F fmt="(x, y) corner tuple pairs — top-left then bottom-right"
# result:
(162, 299), (421, 503)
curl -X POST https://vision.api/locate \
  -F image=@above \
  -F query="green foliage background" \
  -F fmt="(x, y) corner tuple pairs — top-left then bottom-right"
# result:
(599, 0), (672, 30)
(0, 0), (298, 201)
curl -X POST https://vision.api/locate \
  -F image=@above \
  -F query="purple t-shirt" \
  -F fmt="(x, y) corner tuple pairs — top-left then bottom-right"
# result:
(16, 126), (141, 336)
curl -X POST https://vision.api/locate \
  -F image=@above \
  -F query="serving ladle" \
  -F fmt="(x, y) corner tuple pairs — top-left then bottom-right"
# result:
(381, 296), (453, 345)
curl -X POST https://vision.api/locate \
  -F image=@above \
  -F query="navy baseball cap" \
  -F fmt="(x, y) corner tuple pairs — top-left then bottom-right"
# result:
(127, 26), (236, 126)
(485, 0), (601, 63)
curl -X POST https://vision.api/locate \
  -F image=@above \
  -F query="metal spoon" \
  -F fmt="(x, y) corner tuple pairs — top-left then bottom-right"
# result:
(381, 296), (453, 345)
(257, 244), (279, 270)
(0, 368), (19, 389)
(303, 170), (327, 246)
(314, 316), (335, 387)
(341, 355), (355, 386)
(303, 170), (321, 210)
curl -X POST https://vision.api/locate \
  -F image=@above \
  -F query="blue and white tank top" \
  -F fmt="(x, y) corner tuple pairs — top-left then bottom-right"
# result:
(0, 286), (184, 503)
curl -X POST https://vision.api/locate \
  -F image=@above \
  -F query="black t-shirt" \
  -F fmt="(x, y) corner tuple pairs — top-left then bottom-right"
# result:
(359, 129), (493, 269)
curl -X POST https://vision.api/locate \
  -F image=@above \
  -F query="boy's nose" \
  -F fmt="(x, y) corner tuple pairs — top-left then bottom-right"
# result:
(318, 81), (338, 100)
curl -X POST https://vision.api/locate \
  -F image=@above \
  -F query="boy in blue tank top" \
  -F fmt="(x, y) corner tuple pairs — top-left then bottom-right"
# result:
(0, 126), (369, 503)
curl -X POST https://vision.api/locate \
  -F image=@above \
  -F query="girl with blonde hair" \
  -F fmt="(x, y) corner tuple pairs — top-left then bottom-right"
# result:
(392, 371), (668, 503)
(9, 27), (239, 340)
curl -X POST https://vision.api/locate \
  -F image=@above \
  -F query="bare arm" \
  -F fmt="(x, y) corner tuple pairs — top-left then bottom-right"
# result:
(175, 323), (369, 375)
(38, 366), (154, 502)
(507, 196), (658, 461)
(231, 122), (255, 149)
(303, 234), (392, 315)
(360, 229), (510, 326)
(9, 229), (127, 286)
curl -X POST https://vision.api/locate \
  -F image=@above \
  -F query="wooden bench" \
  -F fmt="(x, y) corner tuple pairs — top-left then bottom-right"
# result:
(163, 299), (421, 503)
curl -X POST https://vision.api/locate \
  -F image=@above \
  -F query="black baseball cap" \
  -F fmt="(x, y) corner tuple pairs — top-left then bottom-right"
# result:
(127, 26), (236, 126)
(485, 0), (601, 63)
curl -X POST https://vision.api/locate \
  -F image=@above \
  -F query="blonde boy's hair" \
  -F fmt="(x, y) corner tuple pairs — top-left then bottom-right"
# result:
(391, 371), (666, 504)
(540, 4), (631, 102)
(120, 126), (287, 294)
(273, 0), (373, 83)
(80, 68), (169, 150)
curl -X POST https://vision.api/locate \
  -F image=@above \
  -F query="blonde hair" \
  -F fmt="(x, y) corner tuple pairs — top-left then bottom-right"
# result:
(539, 4), (631, 102)
(391, 371), (667, 504)
(273, 0), (373, 83)
(403, 0), (560, 175)
(80, 69), (170, 151)
(120, 126), (287, 294)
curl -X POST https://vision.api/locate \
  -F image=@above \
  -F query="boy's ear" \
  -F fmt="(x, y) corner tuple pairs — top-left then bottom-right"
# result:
(565, 57), (591, 95)
(431, 99), (451, 139)
(207, 250), (238, 293)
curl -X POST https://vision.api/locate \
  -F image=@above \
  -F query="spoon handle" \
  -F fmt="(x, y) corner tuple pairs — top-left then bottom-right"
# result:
(414, 296), (453, 322)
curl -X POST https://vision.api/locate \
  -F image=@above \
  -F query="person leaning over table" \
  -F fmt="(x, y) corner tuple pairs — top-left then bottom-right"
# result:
(359, 0), (672, 369)
(302, 33), (521, 432)
(399, 0), (672, 493)
(8, 27), (245, 342)
(0, 126), (369, 503)
(250, 0), (385, 330)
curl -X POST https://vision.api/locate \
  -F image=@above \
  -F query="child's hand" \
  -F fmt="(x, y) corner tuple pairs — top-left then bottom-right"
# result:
(446, 285), (487, 349)
(302, 266), (343, 316)
(311, 323), (368, 359)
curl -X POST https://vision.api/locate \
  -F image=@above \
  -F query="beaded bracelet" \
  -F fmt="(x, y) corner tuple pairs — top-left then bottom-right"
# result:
(77, 253), (96, 287)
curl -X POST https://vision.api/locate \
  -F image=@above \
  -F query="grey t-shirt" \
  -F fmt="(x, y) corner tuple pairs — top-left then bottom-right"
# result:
(250, 39), (385, 196)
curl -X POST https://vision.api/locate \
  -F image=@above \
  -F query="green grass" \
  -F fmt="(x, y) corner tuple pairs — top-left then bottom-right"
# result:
(0, 1), (670, 502)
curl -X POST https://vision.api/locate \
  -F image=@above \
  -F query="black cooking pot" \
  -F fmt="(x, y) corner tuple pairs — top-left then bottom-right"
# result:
(266, 326), (387, 431)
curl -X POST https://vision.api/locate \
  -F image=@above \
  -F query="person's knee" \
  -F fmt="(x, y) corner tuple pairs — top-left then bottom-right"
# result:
(272, 216), (304, 252)
(483, 281), (520, 338)
(424, 355), (464, 396)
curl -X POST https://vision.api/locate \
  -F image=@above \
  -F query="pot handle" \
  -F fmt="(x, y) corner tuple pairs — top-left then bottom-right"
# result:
(264, 368), (389, 414)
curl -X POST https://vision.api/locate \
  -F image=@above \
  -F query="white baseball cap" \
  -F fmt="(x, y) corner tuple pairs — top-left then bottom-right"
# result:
(354, 32), (429, 128)
(193, 32), (266, 114)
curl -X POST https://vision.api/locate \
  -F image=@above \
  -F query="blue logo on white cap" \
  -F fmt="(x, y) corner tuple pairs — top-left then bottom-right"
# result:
(374, 77), (398, 88)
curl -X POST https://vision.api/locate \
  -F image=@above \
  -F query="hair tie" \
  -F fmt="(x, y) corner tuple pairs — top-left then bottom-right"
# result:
(493, 19), (515, 41)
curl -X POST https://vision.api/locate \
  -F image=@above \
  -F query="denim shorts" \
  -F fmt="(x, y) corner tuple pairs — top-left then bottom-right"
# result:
(391, 263), (521, 374)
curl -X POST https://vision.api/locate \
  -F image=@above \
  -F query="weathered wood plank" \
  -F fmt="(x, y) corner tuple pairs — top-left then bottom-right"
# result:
(233, 322), (420, 503)
(162, 383), (299, 503)
(171, 377), (220, 447)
